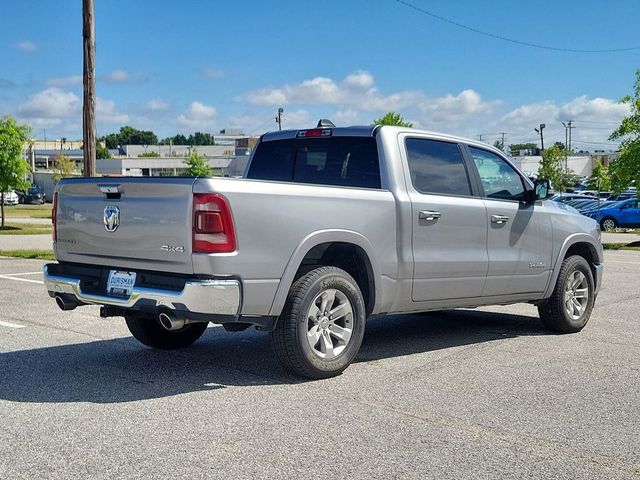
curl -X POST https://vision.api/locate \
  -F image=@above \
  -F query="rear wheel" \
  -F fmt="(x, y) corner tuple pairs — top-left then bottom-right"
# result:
(538, 255), (595, 333)
(125, 314), (208, 350)
(270, 266), (366, 379)
(600, 217), (617, 231)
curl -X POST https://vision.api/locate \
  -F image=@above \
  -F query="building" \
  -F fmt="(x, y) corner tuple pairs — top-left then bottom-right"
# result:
(96, 155), (249, 177)
(511, 153), (619, 179)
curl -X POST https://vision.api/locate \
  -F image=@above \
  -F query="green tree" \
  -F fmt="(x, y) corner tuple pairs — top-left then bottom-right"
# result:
(609, 69), (640, 194)
(538, 144), (571, 192)
(102, 126), (158, 148)
(552, 141), (567, 151)
(182, 148), (211, 177)
(138, 152), (160, 158)
(0, 117), (30, 228)
(373, 112), (413, 127)
(96, 142), (111, 159)
(586, 159), (612, 191)
(493, 139), (504, 151)
(509, 143), (537, 156)
(52, 154), (76, 182)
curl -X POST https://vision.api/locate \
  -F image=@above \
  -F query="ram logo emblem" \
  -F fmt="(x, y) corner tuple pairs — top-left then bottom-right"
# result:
(103, 205), (120, 232)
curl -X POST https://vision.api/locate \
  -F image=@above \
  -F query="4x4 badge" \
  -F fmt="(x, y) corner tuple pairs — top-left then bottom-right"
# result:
(104, 205), (120, 232)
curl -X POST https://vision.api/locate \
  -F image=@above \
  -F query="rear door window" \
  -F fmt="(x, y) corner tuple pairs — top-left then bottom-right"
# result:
(247, 137), (381, 189)
(405, 138), (472, 196)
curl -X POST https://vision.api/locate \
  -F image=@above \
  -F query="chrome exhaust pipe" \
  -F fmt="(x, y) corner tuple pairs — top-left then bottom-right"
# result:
(158, 309), (186, 331)
(55, 294), (77, 311)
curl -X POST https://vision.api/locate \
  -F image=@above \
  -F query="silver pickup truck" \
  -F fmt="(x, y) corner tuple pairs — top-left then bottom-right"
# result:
(44, 123), (603, 378)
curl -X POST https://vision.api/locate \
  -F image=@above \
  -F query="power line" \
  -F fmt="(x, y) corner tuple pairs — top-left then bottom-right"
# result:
(393, 0), (640, 53)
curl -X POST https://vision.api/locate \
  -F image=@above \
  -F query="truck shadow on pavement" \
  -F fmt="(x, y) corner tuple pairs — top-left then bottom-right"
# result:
(0, 309), (547, 404)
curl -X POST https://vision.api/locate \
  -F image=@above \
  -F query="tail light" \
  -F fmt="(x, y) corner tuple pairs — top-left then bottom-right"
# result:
(192, 193), (236, 253)
(52, 192), (58, 242)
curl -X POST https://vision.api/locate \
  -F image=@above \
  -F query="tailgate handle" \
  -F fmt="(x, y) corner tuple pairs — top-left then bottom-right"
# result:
(99, 184), (122, 200)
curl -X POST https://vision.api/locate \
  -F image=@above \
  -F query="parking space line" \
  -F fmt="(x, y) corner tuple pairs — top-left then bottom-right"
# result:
(0, 274), (44, 284)
(1, 272), (43, 277)
(0, 320), (26, 329)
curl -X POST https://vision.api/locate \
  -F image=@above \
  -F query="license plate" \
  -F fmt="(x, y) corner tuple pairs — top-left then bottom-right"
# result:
(107, 270), (137, 297)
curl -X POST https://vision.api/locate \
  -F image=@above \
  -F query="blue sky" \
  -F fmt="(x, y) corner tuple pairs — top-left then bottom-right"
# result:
(1, 0), (639, 150)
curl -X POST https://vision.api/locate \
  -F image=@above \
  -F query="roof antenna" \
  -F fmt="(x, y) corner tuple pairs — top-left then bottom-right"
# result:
(317, 119), (335, 128)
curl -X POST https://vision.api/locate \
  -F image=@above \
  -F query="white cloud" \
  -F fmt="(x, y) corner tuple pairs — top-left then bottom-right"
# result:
(17, 87), (127, 129)
(280, 109), (310, 130)
(96, 98), (129, 124)
(144, 99), (169, 112)
(241, 70), (494, 126)
(18, 88), (80, 120)
(102, 69), (147, 84)
(201, 67), (224, 79)
(47, 75), (82, 87)
(176, 101), (217, 130)
(15, 40), (36, 53)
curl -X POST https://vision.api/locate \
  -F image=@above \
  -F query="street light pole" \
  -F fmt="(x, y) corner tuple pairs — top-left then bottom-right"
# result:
(534, 123), (545, 152)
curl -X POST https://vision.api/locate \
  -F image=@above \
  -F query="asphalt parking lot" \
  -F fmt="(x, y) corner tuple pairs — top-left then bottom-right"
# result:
(1, 252), (639, 479)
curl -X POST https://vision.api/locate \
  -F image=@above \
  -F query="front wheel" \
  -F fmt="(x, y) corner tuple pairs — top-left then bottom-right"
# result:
(538, 255), (595, 333)
(125, 314), (208, 350)
(270, 266), (366, 379)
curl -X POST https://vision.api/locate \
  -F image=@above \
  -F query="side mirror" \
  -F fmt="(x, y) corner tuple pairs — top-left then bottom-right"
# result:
(534, 179), (551, 201)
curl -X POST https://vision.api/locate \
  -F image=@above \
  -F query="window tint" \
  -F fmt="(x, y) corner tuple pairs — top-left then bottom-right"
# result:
(245, 140), (293, 181)
(469, 147), (525, 201)
(405, 138), (471, 196)
(247, 137), (380, 189)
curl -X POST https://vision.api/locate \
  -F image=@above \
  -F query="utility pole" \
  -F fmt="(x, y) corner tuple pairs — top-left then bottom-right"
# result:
(534, 123), (545, 152)
(567, 120), (575, 154)
(275, 107), (283, 131)
(82, 0), (96, 177)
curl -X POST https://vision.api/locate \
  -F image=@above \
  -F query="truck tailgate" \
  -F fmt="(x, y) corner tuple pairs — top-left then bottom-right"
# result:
(55, 177), (196, 274)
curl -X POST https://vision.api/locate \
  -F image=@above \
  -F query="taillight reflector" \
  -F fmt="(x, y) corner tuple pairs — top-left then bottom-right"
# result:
(192, 193), (236, 253)
(52, 192), (58, 242)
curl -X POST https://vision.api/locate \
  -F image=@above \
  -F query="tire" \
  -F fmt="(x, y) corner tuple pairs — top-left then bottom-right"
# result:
(600, 217), (617, 231)
(538, 255), (595, 334)
(270, 266), (366, 379)
(125, 314), (208, 350)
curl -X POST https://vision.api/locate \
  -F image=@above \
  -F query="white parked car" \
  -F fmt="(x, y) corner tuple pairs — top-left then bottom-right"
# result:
(2, 190), (19, 206)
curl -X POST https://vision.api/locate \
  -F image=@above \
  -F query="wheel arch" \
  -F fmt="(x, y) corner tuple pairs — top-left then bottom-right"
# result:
(268, 230), (380, 317)
(543, 234), (603, 298)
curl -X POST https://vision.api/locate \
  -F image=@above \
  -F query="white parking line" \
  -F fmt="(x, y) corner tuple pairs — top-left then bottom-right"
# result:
(0, 274), (44, 284)
(1, 271), (43, 277)
(0, 320), (25, 329)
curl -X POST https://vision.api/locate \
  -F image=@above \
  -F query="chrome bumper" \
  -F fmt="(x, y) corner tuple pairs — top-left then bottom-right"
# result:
(43, 264), (241, 316)
(594, 263), (604, 295)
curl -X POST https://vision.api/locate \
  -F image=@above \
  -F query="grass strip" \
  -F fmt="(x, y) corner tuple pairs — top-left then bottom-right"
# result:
(3, 204), (52, 219)
(0, 224), (52, 235)
(602, 242), (640, 251)
(0, 249), (55, 260)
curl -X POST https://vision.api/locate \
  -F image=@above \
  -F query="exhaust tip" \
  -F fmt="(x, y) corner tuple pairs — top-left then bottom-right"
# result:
(55, 294), (77, 311)
(158, 310), (185, 331)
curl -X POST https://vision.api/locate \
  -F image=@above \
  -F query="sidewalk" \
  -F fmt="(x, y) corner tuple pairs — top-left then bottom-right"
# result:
(4, 217), (51, 225)
(0, 234), (52, 251)
(601, 232), (640, 244)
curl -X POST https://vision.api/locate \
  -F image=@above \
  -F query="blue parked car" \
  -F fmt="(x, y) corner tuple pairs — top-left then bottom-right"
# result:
(583, 198), (640, 231)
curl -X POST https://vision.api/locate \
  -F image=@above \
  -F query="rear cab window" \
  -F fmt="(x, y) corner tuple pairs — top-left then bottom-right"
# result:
(247, 135), (381, 189)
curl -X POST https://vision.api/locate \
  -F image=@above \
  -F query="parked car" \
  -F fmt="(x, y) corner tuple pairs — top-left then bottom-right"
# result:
(16, 185), (46, 204)
(43, 123), (604, 379)
(583, 198), (640, 230)
(2, 190), (19, 206)
(549, 193), (598, 204)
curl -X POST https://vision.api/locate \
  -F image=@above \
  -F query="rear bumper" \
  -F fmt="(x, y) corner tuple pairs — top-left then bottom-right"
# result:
(43, 263), (241, 318)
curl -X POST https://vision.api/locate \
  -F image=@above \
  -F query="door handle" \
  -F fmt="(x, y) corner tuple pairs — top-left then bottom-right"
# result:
(491, 214), (509, 224)
(419, 210), (441, 221)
